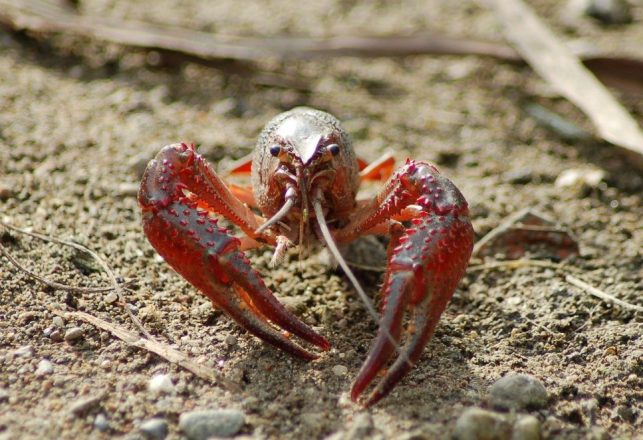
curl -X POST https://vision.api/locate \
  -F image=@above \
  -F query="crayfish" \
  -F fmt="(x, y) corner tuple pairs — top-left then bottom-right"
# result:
(138, 108), (474, 406)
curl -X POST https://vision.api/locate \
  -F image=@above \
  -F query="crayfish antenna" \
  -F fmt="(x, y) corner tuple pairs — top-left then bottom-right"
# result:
(312, 190), (408, 364)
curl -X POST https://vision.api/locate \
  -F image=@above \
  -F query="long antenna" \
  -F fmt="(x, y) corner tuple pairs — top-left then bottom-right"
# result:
(312, 191), (407, 359)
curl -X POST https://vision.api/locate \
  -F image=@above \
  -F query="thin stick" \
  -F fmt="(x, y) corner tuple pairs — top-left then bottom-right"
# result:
(0, 219), (153, 339)
(468, 258), (641, 313)
(0, 241), (121, 293)
(565, 274), (642, 313)
(467, 259), (577, 272)
(53, 309), (241, 393)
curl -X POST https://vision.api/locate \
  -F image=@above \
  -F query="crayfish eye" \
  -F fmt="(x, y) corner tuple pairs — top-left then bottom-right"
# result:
(269, 144), (281, 157)
(327, 143), (340, 156)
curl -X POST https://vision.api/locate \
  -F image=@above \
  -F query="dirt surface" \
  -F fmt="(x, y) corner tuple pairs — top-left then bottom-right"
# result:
(1, 1), (642, 439)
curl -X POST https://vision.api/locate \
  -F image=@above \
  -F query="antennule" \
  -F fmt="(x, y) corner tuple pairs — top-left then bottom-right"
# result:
(255, 187), (296, 234)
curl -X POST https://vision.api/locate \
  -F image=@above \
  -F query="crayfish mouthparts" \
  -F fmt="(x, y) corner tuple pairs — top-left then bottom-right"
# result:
(138, 107), (474, 406)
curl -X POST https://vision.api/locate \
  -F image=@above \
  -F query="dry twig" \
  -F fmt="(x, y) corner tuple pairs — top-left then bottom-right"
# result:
(0, 0), (641, 94)
(53, 309), (241, 393)
(0, 240), (117, 293)
(0, 219), (152, 339)
(565, 274), (643, 313)
(469, 259), (641, 312)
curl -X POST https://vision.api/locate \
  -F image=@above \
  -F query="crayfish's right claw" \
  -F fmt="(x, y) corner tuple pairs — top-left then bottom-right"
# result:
(139, 144), (330, 360)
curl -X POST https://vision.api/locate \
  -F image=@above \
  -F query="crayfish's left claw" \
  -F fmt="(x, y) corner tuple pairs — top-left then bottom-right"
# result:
(349, 168), (474, 406)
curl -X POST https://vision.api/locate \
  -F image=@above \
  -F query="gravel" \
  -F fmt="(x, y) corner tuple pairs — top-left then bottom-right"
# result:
(489, 374), (548, 411)
(332, 365), (348, 376)
(512, 415), (541, 440)
(179, 409), (245, 440)
(35, 359), (54, 376)
(452, 407), (512, 440)
(68, 394), (104, 417)
(94, 414), (109, 432)
(139, 418), (168, 440)
(148, 373), (174, 394)
(64, 327), (84, 342)
(12, 345), (34, 358)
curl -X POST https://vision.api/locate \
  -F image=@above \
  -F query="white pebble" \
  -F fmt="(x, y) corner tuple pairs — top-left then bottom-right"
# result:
(148, 374), (174, 394)
(35, 359), (54, 376)
(332, 365), (348, 376)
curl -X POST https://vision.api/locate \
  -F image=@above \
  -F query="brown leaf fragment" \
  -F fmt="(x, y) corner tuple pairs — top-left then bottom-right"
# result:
(473, 208), (580, 260)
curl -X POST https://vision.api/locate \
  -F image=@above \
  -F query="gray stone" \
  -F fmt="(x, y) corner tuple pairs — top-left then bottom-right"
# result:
(139, 418), (168, 440)
(511, 415), (541, 440)
(569, 0), (632, 24)
(453, 407), (512, 440)
(179, 409), (245, 439)
(332, 365), (348, 376)
(64, 327), (84, 342)
(94, 414), (109, 432)
(489, 374), (548, 411)
(12, 345), (34, 358)
(69, 394), (104, 416)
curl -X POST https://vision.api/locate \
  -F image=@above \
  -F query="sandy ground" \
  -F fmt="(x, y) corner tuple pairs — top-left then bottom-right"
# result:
(0, 1), (641, 439)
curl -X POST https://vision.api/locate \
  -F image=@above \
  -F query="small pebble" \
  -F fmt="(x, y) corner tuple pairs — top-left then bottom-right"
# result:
(148, 374), (174, 394)
(224, 335), (237, 346)
(94, 414), (109, 432)
(52, 316), (64, 328)
(452, 407), (512, 440)
(104, 292), (118, 304)
(139, 418), (168, 440)
(300, 412), (325, 430)
(512, 415), (541, 440)
(344, 412), (373, 439)
(555, 168), (605, 190)
(64, 327), (84, 342)
(0, 389), (9, 403)
(332, 365), (348, 376)
(69, 394), (104, 416)
(568, 0), (632, 24)
(490, 374), (548, 411)
(589, 426), (609, 440)
(502, 168), (533, 185)
(35, 359), (54, 376)
(0, 182), (12, 201)
(12, 345), (34, 358)
(179, 409), (245, 440)
(115, 182), (140, 197)
(19, 311), (39, 324)
(50, 330), (64, 342)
